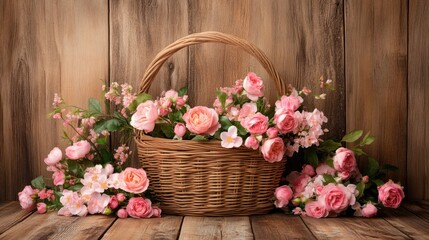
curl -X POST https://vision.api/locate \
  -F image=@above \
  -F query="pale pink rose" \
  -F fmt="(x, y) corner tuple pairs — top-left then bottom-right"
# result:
(362, 175), (369, 183)
(104, 164), (114, 176)
(266, 127), (278, 138)
(126, 197), (153, 218)
(238, 103), (257, 121)
(117, 208), (128, 218)
(243, 72), (264, 101)
(286, 171), (301, 185)
(293, 174), (312, 196)
(152, 206), (162, 218)
(241, 113), (269, 135)
(120, 168), (149, 194)
(305, 201), (329, 218)
(316, 163), (336, 176)
(361, 202), (378, 217)
(275, 95), (303, 112)
(53, 171), (65, 186)
(174, 123), (187, 138)
(44, 147), (62, 165)
(274, 109), (299, 134)
(164, 90), (178, 99)
(116, 193), (126, 202)
(378, 181), (404, 208)
(37, 203), (47, 214)
(260, 137), (285, 163)
(319, 183), (356, 213)
(130, 100), (159, 132)
(274, 185), (293, 208)
(65, 140), (91, 160)
(18, 185), (35, 210)
(333, 147), (357, 174)
(302, 164), (316, 177)
(183, 106), (220, 135)
(244, 136), (259, 150)
(109, 196), (119, 209)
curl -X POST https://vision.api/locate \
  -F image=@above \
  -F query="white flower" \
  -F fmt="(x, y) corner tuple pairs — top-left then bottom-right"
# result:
(220, 126), (243, 148)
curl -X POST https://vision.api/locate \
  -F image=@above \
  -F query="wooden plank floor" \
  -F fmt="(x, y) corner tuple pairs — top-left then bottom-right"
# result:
(1, 201), (429, 240)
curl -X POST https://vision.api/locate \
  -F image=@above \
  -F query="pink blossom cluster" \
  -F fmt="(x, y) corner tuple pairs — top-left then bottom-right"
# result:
(156, 90), (188, 116)
(114, 144), (132, 166)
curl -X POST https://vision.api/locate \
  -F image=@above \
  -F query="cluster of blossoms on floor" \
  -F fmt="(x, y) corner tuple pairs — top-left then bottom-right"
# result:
(273, 131), (405, 218)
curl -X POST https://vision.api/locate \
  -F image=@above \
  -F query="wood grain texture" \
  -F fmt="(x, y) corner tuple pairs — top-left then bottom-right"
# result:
(0, 0), (108, 200)
(101, 215), (183, 240)
(109, 0), (189, 167)
(381, 207), (429, 239)
(402, 201), (429, 222)
(251, 214), (316, 240)
(0, 202), (33, 234)
(189, 0), (345, 139)
(0, 212), (115, 240)
(407, 0), (429, 200)
(302, 216), (410, 239)
(178, 216), (253, 240)
(345, 0), (407, 183)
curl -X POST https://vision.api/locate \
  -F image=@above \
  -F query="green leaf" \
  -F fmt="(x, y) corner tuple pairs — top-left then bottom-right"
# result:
(127, 93), (152, 112)
(100, 148), (113, 165)
(365, 157), (380, 178)
(159, 123), (175, 138)
(381, 164), (399, 172)
(31, 176), (45, 190)
(318, 139), (342, 153)
(353, 147), (366, 156)
(341, 130), (363, 143)
(326, 158), (334, 168)
(356, 182), (365, 199)
(178, 86), (188, 97)
(323, 174), (337, 185)
(233, 121), (247, 136)
(67, 160), (80, 175)
(68, 184), (83, 192)
(220, 116), (233, 130)
(94, 119), (122, 133)
(218, 91), (227, 109)
(168, 110), (183, 123)
(372, 179), (384, 186)
(88, 98), (101, 113)
(304, 147), (319, 166)
(96, 137), (108, 145)
(361, 132), (375, 145)
(192, 135), (208, 141)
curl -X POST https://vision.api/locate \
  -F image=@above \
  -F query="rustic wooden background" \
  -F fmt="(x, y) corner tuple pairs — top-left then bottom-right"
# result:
(0, 0), (427, 201)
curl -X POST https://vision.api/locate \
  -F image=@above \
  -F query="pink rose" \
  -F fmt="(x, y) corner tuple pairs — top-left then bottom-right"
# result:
(266, 127), (278, 138)
(305, 201), (329, 218)
(275, 95), (302, 112)
(117, 208), (128, 218)
(120, 168), (149, 194)
(260, 137), (285, 163)
(241, 113), (269, 135)
(238, 102), (257, 121)
(130, 100), (159, 132)
(126, 197), (153, 218)
(274, 185), (293, 208)
(152, 206), (162, 218)
(65, 140), (91, 160)
(293, 174), (312, 195)
(37, 203), (47, 214)
(174, 123), (187, 138)
(274, 109), (299, 134)
(302, 164), (316, 177)
(378, 181), (404, 208)
(183, 106), (220, 135)
(18, 185), (35, 210)
(361, 202), (378, 217)
(44, 147), (62, 165)
(333, 148), (357, 174)
(109, 196), (119, 209)
(316, 163), (336, 176)
(319, 183), (356, 213)
(244, 136), (259, 150)
(116, 193), (126, 202)
(53, 171), (65, 186)
(243, 72), (264, 101)
(286, 171), (301, 185)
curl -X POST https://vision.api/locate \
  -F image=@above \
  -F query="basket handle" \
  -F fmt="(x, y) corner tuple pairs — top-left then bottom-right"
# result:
(139, 31), (286, 96)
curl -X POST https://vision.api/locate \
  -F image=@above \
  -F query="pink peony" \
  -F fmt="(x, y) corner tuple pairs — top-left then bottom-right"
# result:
(130, 100), (159, 132)
(53, 171), (65, 186)
(244, 136), (259, 150)
(260, 137), (285, 163)
(333, 148), (357, 174)
(37, 203), (47, 214)
(243, 72), (264, 101)
(361, 202), (378, 217)
(274, 185), (293, 208)
(275, 95), (302, 112)
(152, 206), (162, 218)
(183, 106), (220, 135)
(18, 186), (35, 210)
(319, 183), (356, 213)
(302, 164), (316, 177)
(126, 197), (153, 218)
(266, 127), (278, 139)
(65, 140), (91, 160)
(274, 109), (299, 134)
(316, 163), (336, 176)
(241, 113), (269, 135)
(44, 147), (62, 165)
(293, 174), (312, 196)
(120, 168), (149, 194)
(305, 201), (329, 218)
(378, 181), (404, 208)
(117, 208), (128, 218)
(174, 123), (187, 138)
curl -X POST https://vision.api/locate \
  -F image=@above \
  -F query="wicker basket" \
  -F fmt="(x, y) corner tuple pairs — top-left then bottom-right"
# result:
(135, 31), (287, 216)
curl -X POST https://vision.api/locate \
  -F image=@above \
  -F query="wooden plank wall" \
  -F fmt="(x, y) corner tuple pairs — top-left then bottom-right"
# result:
(0, 0), (427, 200)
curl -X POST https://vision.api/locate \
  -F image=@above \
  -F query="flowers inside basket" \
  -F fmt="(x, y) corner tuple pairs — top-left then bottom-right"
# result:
(18, 31), (404, 218)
